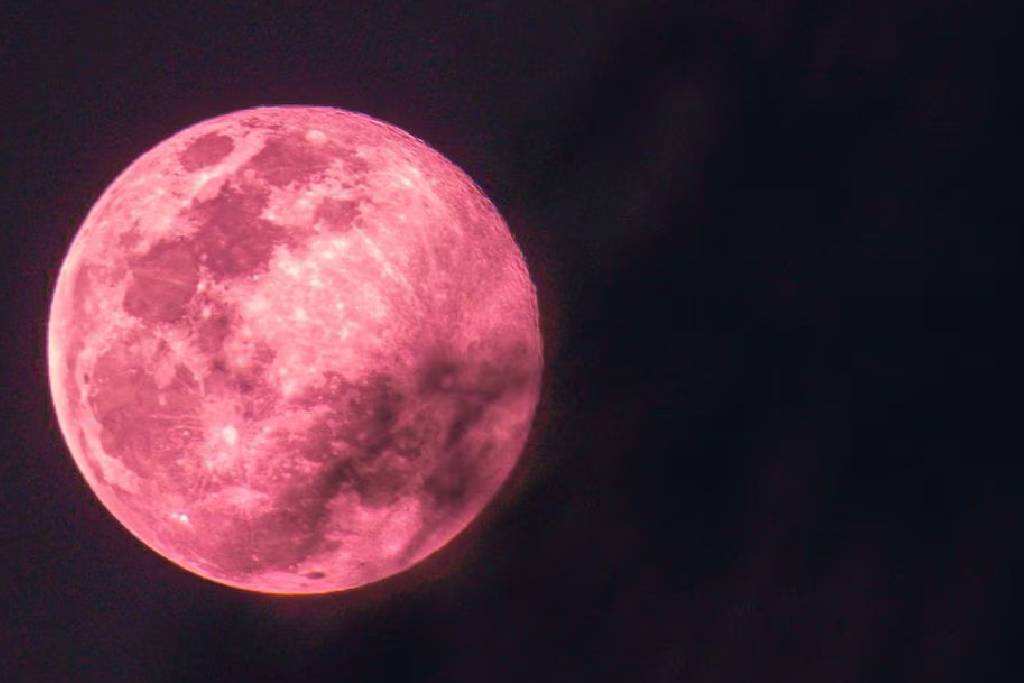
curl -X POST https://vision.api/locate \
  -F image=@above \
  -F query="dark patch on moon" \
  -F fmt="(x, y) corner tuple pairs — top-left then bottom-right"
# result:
(414, 349), (536, 508)
(173, 363), (200, 391)
(285, 348), (536, 521)
(336, 148), (371, 178)
(179, 133), (234, 172)
(307, 451), (406, 512)
(316, 198), (359, 232)
(391, 411), (438, 460)
(444, 401), (487, 449)
(355, 467), (409, 508)
(187, 183), (290, 281)
(298, 373), (403, 458)
(417, 350), (533, 406)
(338, 375), (402, 457)
(206, 344), (279, 421)
(209, 473), (347, 576)
(123, 240), (199, 323)
(245, 133), (333, 187)
(87, 346), (200, 478)
(117, 225), (142, 250)
(211, 512), (315, 576)
(305, 571), (326, 580)
(423, 443), (491, 509)
(237, 344), (280, 418)
(418, 358), (460, 394)
(287, 374), (420, 511)
(193, 300), (237, 356)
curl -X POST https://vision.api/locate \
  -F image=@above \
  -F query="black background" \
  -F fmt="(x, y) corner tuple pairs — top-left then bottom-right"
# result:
(2, 1), (1020, 681)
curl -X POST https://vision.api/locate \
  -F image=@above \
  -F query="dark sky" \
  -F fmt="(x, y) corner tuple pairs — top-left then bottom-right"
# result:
(1, 1), (1020, 681)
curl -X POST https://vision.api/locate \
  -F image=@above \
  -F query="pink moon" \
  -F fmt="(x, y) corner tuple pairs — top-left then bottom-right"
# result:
(47, 106), (543, 594)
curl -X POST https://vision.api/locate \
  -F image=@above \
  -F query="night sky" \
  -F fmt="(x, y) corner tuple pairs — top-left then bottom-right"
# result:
(2, 2), (1020, 681)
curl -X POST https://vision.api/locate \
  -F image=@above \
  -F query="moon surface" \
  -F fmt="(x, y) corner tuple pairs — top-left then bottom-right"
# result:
(47, 106), (542, 594)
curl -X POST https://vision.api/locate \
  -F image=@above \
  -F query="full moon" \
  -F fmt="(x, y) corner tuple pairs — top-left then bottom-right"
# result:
(47, 106), (542, 594)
